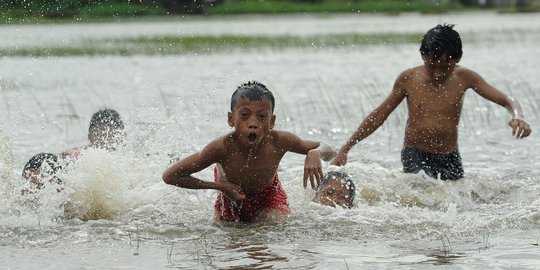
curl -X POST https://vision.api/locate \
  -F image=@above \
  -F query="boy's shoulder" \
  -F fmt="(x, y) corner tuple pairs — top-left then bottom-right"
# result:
(268, 130), (303, 147)
(207, 133), (235, 149)
(396, 66), (423, 81)
(454, 65), (475, 76)
(389, 67), (422, 93)
(60, 145), (89, 159)
(269, 130), (295, 140)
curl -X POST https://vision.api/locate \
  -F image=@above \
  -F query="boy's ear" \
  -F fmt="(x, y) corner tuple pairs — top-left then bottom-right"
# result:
(227, 112), (234, 127)
(421, 54), (430, 63)
(270, 114), (276, 129)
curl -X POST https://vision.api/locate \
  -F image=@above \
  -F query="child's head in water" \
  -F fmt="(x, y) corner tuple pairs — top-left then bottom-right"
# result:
(88, 109), (125, 151)
(228, 81), (276, 148)
(313, 171), (356, 208)
(22, 153), (62, 188)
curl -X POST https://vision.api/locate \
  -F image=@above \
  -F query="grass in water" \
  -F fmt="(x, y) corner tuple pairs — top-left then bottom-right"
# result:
(209, 0), (463, 15)
(0, 32), (422, 57)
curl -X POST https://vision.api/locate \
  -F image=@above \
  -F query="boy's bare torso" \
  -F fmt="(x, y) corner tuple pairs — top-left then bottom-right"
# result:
(217, 131), (287, 195)
(402, 65), (469, 154)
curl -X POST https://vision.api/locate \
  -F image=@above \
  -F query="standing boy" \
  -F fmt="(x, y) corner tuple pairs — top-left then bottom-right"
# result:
(332, 24), (531, 180)
(163, 81), (336, 222)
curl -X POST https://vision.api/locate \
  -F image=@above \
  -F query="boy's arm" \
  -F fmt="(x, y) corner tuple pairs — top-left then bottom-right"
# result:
(162, 139), (246, 201)
(332, 74), (407, 166)
(466, 69), (532, 139)
(162, 141), (221, 189)
(278, 132), (337, 189)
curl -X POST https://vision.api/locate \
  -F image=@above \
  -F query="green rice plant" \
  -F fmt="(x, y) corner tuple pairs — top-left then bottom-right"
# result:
(209, 0), (463, 15)
(0, 32), (422, 57)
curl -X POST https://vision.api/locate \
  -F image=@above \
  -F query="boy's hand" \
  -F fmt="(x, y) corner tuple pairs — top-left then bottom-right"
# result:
(331, 151), (348, 166)
(304, 149), (324, 189)
(508, 117), (531, 139)
(219, 181), (246, 201)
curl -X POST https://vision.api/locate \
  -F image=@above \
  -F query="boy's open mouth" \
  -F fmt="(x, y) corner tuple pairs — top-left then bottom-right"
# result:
(248, 132), (257, 143)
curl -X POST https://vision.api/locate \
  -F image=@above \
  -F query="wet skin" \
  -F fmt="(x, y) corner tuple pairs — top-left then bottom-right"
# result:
(22, 168), (62, 194)
(89, 125), (125, 151)
(313, 178), (353, 208)
(333, 54), (531, 165)
(163, 97), (336, 202)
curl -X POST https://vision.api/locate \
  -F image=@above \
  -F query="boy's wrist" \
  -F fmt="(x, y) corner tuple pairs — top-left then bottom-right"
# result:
(308, 149), (321, 156)
(341, 144), (353, 152)
(210, 182), (222, 191)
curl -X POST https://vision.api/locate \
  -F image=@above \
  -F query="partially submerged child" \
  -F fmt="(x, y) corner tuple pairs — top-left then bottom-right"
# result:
(21, 152), (63, 194)
(163, 81), (337, 223)
(332, 24), (532, 180)
(312, 171), (356, 209)
(62, 108), (125, 159)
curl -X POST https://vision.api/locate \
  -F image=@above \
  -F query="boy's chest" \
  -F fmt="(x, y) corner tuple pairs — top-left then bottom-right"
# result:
(407, 77), (467, 111)
(220, 147), (285, 180)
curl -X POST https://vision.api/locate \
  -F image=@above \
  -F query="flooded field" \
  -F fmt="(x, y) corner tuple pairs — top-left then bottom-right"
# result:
(1, 12), (539, 269)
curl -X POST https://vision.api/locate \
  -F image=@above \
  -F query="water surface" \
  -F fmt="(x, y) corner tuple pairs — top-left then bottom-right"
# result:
(1, 12), (539, 269)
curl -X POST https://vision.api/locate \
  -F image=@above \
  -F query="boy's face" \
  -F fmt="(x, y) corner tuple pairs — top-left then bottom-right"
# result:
(89, 125), (125, 151)
(422, 54), (458, 85)
(313, 178), (353, 208)
(23, 168), (43, 186)
(228, 97), (275, 148)
(23, 166), (59, 188)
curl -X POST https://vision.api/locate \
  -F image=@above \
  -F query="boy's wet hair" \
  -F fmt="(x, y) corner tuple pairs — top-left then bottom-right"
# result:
(230, 81), (275, 112)
(88, 108), (124, 135)
(419, 24), (463, 61)
(320, 171), (356, 206)
(22, 153), (61, 178)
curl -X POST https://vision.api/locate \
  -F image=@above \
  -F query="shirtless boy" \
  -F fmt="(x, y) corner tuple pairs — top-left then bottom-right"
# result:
(163, 81), (336, 222)
(332, 24), (531, 180)
(62, 108), (125, 159)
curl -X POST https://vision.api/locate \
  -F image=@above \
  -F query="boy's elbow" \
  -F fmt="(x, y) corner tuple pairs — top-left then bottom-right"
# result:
(162, 172), (175, 185)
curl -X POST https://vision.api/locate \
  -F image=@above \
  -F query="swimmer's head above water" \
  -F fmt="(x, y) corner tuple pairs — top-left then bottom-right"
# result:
(22, 152), (62, 189)
(313, 171), (356, 209)
(88, 108), (125, 151)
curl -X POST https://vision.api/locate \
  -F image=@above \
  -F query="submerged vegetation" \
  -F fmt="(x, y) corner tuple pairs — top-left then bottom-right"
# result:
(0, 32), (422, 57)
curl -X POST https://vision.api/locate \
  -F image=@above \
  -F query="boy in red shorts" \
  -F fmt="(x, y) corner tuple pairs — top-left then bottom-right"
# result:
(163, 81), (336, 223)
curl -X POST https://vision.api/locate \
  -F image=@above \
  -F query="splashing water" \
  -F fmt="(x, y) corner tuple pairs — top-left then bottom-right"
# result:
(0, 12), (539, 269)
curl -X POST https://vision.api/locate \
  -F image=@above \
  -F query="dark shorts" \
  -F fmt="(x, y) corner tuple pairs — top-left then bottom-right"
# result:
(401, 147), (464, 181)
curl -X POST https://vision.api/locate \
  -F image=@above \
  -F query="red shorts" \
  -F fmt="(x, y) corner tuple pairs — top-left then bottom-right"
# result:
(213, 167), (289, 222)
(61, 147), (82, 159)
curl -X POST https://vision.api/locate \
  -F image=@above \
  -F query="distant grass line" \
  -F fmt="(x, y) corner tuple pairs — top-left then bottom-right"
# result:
(209, 0), (463, 15)
(0, 32), (422, 57)
(0, 0), (464, 24)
